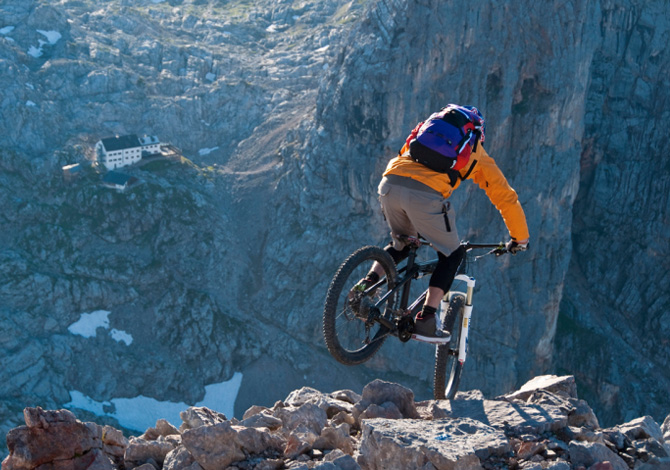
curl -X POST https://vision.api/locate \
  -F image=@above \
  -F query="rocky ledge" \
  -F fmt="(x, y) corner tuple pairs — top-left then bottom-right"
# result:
(3, 376), (670, 470)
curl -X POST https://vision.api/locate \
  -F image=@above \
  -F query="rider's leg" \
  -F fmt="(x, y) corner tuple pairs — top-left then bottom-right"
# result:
(421, 247), (466, 310)
(366, 243), (410, 280)
(415, 246), (465, 336)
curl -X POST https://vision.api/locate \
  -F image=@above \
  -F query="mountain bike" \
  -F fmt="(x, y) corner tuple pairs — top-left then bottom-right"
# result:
(322, 236), (507, 399)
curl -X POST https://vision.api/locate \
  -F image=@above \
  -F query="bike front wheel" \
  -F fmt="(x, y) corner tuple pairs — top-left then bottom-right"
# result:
(434, 292), (466, 399)
(323, 246), (397, 365)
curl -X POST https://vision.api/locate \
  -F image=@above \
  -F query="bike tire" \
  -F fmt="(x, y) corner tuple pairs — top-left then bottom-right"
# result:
(323, 246), (397, 365)
(434, 293), (466, 400)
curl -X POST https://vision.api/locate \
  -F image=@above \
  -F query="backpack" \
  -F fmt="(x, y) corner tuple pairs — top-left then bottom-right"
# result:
(407, 104), (485, 174)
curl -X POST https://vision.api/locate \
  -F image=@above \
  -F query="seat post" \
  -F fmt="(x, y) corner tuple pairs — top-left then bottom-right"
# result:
(405, 243), (419, 272)
(398, 243), (420, 312)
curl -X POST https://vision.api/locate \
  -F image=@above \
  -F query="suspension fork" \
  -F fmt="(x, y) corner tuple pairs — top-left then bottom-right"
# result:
(454, 274), (476, 364)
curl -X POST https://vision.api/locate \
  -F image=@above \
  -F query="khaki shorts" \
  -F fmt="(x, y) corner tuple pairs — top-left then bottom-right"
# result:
(378, 176), (461, 257)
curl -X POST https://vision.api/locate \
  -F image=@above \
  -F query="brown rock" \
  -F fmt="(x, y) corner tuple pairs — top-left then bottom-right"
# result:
(4, 415), (102, 470)
(124, 437), (177, 466)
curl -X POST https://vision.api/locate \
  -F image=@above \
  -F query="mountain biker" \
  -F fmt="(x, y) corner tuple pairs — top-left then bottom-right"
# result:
(359, 104), (529, 342)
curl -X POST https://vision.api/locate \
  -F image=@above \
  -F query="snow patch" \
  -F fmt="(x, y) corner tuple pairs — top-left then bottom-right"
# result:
(26, 101), (37, 107)
(110, 329), (133, 346)
(28, 45), (43, 58)
(68, 310), (110, 338)
(198, 146), (219, 156)
(28, 29), (62, 58)
(65, 372), (244, 431)
(205, 72), (216, 82)
(0, 26), (15, 35)
(68, 310), (133, 346)
(37, 30), (62, 45)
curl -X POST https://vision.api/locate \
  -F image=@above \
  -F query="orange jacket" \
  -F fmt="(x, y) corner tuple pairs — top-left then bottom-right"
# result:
(383, 143), (530, 241)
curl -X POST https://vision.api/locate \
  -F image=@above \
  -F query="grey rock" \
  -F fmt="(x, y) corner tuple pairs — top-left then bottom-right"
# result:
(142, 419), (181, 440)
(542, 462), (570, 470)
(322, 449), (361, 470)
(330, 390), (362, 405)
(124, 436), (177, 466)
(568, 399), (600, 430)
(181, 422), (245, 470)
(163, 446), (197, 470)
(568, 441), (629, 470)
(179, 407), (227, 431)
(240, 411), (283, 431)
(356, 380), (420, 420)
(23, 407), (77, 428)
(283, 387), (356, 418)
(243, 405), (271, 420)
(435, 397), (568, 435)
(275, 403), (328, 435)
(505, 376), (579, 402)
(359, 417), (507, 469)
(0, 0), (670, 450)
(181, 421), (284, 470)
(313, 423), (355, 455)
(619, 416), (665, 443)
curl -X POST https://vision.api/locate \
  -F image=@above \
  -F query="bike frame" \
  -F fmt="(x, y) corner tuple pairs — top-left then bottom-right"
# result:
(367, 240), (502, 355)
(368, 249), (436, 328)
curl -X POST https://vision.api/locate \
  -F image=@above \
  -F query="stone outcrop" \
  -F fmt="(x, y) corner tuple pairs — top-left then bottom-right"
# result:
(0, 0), (669, 455)
(4, 376), (670, 470)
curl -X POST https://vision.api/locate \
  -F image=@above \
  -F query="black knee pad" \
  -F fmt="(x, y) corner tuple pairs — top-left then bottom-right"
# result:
(429, 246), (465, 292)
(384, 243), (410, 264)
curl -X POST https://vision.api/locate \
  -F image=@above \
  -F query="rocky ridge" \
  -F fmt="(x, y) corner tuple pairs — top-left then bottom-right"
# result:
(1, 0), (669, 457)
(4, 376), (670, 470)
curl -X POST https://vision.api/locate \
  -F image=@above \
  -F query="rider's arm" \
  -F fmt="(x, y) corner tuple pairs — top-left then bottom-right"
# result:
(466, 146), (530, 242)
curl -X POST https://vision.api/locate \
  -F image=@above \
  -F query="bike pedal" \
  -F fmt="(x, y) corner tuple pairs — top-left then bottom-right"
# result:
(396, 316), (414, 343)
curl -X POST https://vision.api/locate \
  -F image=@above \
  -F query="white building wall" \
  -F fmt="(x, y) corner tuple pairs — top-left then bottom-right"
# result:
(96, 141), (142, 170)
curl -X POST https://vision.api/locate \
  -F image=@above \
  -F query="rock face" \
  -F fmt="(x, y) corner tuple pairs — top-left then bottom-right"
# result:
(4, 376), (670, 470)
(0, 0), (669, 454)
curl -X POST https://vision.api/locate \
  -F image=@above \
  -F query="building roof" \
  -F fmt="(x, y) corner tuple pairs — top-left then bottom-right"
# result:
(62, 163), (82, 172)
(102, 171), (136, 186)
(100, 134), (140, 151)
(139, 135), (160, 146)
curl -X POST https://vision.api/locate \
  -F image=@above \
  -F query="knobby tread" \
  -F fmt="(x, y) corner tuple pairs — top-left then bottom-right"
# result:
(323, 246), (397, 365)
(434, 293), (465, 400)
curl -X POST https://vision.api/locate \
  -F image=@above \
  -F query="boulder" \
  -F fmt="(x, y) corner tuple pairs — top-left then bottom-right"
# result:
(3, 407), (104, 470)
(181, 421), (284, 470)
(124, 436), (177, 466)
(283, 387), (356, 418)
(618, 416), (665, 443)
(313, 423), (355, 455)
(568, 441), (628, 470)
(275, 403), (327, 435)
(141, 419), (181, 440)
(179, 407), (227, 431)
(163, 446), (198, 470)
(436, 397), (568, 435)
(505, 376), (579, 402)
(353, 380), (420, 422)
(359, 417), (509, 470)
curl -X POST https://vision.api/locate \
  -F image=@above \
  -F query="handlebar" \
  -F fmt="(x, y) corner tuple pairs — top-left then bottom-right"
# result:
(462, 242), (507, 256)
(396, 235), (508, 256)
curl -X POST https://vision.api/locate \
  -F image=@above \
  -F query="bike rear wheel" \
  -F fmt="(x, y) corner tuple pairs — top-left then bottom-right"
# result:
(323, 246), (397, 365)
(434, 292), (466, 399)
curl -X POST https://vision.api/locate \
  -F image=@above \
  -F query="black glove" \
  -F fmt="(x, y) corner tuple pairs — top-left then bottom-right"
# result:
(506, 239), (528, 255)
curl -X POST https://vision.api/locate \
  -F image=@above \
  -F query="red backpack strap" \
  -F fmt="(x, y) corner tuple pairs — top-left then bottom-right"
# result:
(405, 121), (424, 147)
